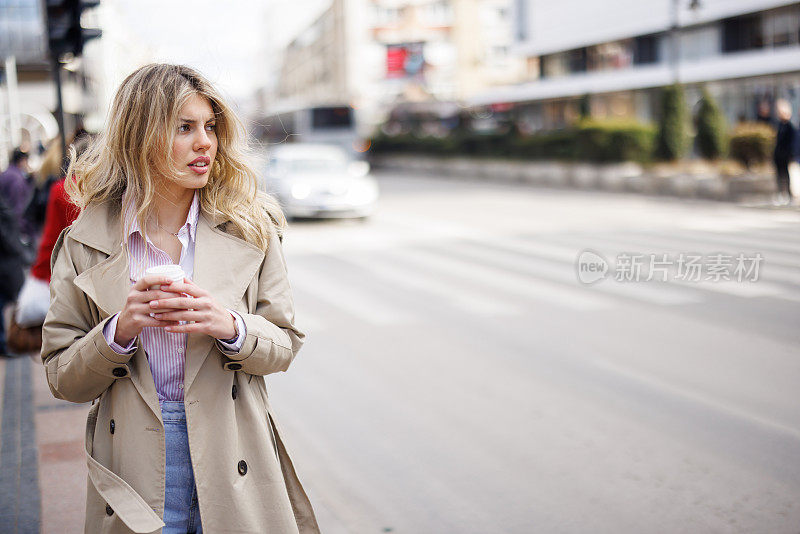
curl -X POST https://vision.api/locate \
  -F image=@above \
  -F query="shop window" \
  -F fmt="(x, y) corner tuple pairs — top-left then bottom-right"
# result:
(541, 48), (588, 78)
(722, 14), (763, 52)
(633, 35), (659, 64)
(763, 5), (800, 48)
(588, 40), (633, 71)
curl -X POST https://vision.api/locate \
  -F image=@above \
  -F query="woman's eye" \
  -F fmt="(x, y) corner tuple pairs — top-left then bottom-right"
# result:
(206, 123), (216, 132)
(178, 124), (190, 133)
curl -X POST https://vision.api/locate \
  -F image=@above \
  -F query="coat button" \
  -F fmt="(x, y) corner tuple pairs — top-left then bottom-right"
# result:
(232, 384), (238, 399)
(228, 363), (242, 371)
(237, 460), (247, 476)
(110, 419), (115, 434)
(105, 504), (114, 516)
(112, 367), (127, 377)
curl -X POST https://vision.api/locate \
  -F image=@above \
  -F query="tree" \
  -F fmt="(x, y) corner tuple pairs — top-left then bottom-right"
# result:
(578, 94), (591, 120)
(655, 84), (689, 161)
(695, 87), (728, 160)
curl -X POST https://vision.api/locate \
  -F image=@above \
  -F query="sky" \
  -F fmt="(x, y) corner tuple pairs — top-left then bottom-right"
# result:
(102, 0), (330, 108)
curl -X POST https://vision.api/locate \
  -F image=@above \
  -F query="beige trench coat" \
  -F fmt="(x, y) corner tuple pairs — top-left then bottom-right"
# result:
(41, 199), (320, 534)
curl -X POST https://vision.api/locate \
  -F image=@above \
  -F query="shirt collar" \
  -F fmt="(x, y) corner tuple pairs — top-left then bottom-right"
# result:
(122, 190), (201, 243)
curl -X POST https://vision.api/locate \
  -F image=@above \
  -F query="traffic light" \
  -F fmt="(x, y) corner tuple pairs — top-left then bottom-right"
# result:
(46, 0), (102, 60)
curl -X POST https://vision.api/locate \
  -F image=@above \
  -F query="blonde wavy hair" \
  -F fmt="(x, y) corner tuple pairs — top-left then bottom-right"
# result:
(66, 63), (284, 251)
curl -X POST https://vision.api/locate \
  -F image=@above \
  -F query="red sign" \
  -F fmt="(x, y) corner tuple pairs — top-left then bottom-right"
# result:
(386, 45), (408, 78)
(386, 42), (425, 79)
(490, 102), (514, 112)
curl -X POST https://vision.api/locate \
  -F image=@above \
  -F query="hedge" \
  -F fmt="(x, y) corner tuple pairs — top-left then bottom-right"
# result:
(729, 122), (775, 168)
(371, 120), (656, 163)
(573, 120), (655, 163)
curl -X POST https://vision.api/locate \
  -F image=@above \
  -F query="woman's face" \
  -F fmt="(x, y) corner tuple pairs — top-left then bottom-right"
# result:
(169, 93), (218, 191)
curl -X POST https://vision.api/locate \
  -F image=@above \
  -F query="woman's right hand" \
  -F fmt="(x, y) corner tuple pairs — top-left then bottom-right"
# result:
(114, 275), (182, 346)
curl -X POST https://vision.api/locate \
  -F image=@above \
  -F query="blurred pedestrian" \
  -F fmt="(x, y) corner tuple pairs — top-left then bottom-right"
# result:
(773, 99), (796, 205)
(24, 129), (85, 235)
(0, 148), (34, 239)
(15, 134), (89, 336)
(756, 99), (772, 124)
(0, 196), (27, 355)
(41, 64), (318, 534)
(28, 176), (81, 282)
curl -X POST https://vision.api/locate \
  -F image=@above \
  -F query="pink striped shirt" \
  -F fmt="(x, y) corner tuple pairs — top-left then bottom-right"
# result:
(103, 191), (244, 401)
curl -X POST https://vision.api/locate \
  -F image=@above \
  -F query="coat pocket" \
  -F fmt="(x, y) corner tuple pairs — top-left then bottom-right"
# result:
(84, 402), (164, 533)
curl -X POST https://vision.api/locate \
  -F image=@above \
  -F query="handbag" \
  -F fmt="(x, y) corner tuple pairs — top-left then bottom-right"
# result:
(7, 303), (42, 354)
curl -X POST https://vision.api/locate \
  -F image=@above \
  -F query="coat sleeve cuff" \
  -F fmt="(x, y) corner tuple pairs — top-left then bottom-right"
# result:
(220, 313), (265, 370)
(216, 310), (246, 354)
(85, 316), (135, 378)
(221, 327), (258, 367)
(103, 313), (137, 355)
(220, 312), (295, 373)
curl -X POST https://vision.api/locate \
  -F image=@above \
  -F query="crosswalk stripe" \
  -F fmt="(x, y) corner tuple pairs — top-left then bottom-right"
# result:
(344, 252), (523, 316)
(539, 234), (800, 302)
(636, 228), (800, 256)
(743, 227), (800, 245)
(578, 232), (800, 287)
(714, 230), (800, 254)
(628, 230), (800, 269)
(381, 247), (617, 311)
(290, 264), (416, 325)
(448, 239), (703, 306)
(477, 235), (578, 263)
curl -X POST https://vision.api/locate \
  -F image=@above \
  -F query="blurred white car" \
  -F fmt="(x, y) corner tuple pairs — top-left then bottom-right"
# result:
(261, 143), (379, 219)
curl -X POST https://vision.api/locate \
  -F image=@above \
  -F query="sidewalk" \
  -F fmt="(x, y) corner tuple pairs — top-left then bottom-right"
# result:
(0, 353), (89, 534)
(371, 154), (800, 210)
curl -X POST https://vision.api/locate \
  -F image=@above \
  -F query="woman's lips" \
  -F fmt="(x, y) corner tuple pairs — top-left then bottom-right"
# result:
(188, 156), (210, 174)
(188, 164), (209, 175)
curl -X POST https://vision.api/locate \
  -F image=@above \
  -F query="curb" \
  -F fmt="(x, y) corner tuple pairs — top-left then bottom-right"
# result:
(370, 155), (783, 204)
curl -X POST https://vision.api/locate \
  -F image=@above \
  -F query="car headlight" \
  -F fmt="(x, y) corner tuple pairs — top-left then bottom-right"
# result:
(348, 161), (370, 177)
(347, 180), (379, 203)
(291, 183), (311, 200)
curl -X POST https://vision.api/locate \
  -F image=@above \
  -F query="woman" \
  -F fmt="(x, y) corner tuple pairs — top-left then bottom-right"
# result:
(41, 64), (319, 533)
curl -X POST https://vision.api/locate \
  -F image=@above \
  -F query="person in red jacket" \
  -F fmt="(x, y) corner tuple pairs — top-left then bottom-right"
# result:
(30, 177), (80, 282)
(30, 133), (89, 282)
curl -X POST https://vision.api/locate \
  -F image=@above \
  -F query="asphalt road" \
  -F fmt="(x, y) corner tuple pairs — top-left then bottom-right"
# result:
(267, 172), (800, 534)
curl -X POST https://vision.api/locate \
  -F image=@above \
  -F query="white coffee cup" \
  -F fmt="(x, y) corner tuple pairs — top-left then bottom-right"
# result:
(145, 265), (185, 285)
(145, 265), (188, 320)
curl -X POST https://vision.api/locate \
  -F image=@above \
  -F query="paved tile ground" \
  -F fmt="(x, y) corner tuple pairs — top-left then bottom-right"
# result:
(0, 353), (88, 534)
(33, 354), (89, 534)
(0, 354), (40, 533)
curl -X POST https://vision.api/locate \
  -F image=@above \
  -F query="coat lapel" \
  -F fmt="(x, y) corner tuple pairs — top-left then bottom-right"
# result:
(183, 213), (265, 393)
(70, 201), (129, 319)
(73, 250), (129, 319)
(70, 202), (163, 422)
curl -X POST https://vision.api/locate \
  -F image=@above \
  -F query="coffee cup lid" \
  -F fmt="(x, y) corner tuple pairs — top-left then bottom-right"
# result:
(145, 264), (185, 282)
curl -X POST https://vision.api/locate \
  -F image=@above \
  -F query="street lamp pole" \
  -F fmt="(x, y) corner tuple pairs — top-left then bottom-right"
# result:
(670, 0), (680, 85)
(51, 57), (67, 173)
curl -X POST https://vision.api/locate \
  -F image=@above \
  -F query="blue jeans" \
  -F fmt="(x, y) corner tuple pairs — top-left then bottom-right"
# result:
(160, 400), (203, 534)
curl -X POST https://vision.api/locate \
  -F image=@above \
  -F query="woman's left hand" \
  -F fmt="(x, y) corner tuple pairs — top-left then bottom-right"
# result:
(148, 278), (237, 339)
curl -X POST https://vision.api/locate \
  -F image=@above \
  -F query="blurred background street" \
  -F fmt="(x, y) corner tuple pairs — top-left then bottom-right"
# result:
(3, 0), (800, 532)
(274, 172), (800, 533)
(4, 171), (800, 532)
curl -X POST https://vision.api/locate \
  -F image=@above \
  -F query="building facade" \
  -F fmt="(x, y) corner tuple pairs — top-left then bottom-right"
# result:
(259, 0), (525, 142)
(471, 0), (800, 131)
